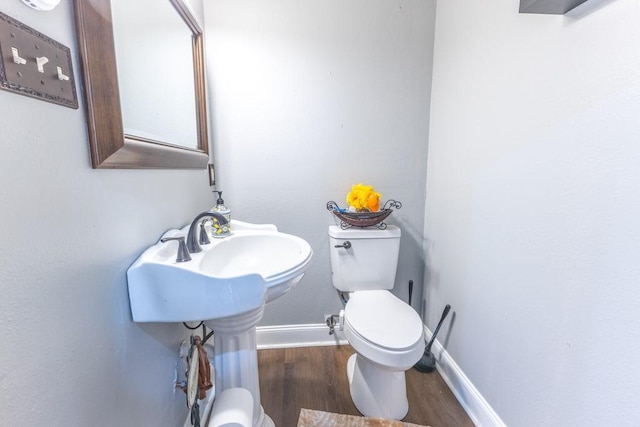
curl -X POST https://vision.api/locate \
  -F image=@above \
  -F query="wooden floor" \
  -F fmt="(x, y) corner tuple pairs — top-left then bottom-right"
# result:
(258, 345), (474, 427)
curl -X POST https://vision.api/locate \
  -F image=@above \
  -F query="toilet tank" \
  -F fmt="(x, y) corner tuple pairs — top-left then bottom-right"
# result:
(328, 225), (401, 292)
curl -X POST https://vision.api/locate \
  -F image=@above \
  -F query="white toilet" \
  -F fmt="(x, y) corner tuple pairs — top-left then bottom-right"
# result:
(328, 225), (425, 420)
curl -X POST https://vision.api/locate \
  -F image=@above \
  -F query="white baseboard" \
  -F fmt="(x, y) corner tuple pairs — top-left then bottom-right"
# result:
(256, 323), (348, 349)
(424, 326), (506, 427)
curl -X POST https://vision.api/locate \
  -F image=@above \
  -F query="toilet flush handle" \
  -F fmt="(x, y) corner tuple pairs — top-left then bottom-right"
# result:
(334, 241), (351, 249)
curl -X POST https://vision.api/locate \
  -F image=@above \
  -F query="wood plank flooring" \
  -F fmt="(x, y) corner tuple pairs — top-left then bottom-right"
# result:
(257, 345), (474, 427)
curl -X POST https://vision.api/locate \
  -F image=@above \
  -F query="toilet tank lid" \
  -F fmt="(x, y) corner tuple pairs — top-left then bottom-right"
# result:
(328, 225), (400, 239)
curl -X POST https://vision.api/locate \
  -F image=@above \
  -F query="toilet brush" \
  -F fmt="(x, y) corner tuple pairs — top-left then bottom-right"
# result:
(415, 304), (451, 373)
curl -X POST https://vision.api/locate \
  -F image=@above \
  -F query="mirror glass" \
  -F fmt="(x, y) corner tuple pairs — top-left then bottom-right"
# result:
(74, 0), (209, 169)
(111, 0), (198, 148)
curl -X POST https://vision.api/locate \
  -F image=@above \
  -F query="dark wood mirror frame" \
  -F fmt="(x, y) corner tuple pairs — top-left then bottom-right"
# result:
(74, 0), (209, 169)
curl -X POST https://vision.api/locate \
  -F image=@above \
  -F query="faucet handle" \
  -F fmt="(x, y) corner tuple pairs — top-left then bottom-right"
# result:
(160, 236), (192, 263)
(199, 219), (211, 246)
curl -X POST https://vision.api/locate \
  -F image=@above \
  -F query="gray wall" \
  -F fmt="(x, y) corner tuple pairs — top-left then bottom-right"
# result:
(425, 0), (640, 425)
(0, 1), (435, 425)
(204, 0), (436, 325)
(0, 3), (213, 425)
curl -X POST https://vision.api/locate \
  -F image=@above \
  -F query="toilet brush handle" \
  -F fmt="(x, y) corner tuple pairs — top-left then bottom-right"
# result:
(425, 304), (451, 351)
(408, 280), (413, 306)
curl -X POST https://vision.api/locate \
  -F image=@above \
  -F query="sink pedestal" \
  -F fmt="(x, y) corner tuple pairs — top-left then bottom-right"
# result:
(206, 305), (274, 427)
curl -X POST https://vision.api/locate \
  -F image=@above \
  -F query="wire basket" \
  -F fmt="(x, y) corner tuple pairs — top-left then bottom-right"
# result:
(326, 200), (402, 229)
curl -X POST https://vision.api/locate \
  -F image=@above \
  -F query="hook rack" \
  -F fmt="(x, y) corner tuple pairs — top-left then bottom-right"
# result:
(0, 12), (77, 108)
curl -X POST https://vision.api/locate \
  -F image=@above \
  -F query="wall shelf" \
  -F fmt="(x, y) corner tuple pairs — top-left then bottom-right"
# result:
(519, 0), (589, 14)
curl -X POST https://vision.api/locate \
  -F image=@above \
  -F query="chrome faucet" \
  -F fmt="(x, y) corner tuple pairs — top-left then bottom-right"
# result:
(186, 211), (229, 253)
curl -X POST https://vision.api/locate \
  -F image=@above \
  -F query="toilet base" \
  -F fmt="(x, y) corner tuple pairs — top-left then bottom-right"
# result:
(346, 353), (409, 420)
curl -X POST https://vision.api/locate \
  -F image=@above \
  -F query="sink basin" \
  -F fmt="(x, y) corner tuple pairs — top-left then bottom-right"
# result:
(199, 232), (312, 303)
(127, 220), (313, 322)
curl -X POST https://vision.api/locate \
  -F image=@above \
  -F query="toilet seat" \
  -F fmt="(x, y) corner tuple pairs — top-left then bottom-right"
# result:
(344, 290), (424, 369)
(346, 290), (423, 350)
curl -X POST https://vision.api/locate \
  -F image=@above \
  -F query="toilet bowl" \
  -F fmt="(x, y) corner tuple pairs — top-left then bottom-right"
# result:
(328, 225), (425, 420)
(343, 290), (424, 419)
(344, 291), (424, 369)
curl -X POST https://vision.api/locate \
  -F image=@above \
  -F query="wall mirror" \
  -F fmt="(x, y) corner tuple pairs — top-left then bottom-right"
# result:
(74, 0), (209, 169)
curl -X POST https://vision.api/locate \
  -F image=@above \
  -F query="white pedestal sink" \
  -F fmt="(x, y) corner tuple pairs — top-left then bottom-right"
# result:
(127, 220), (313, 427)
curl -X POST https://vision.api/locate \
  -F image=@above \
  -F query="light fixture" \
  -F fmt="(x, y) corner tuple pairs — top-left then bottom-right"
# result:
(20, 0), (61, 11)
